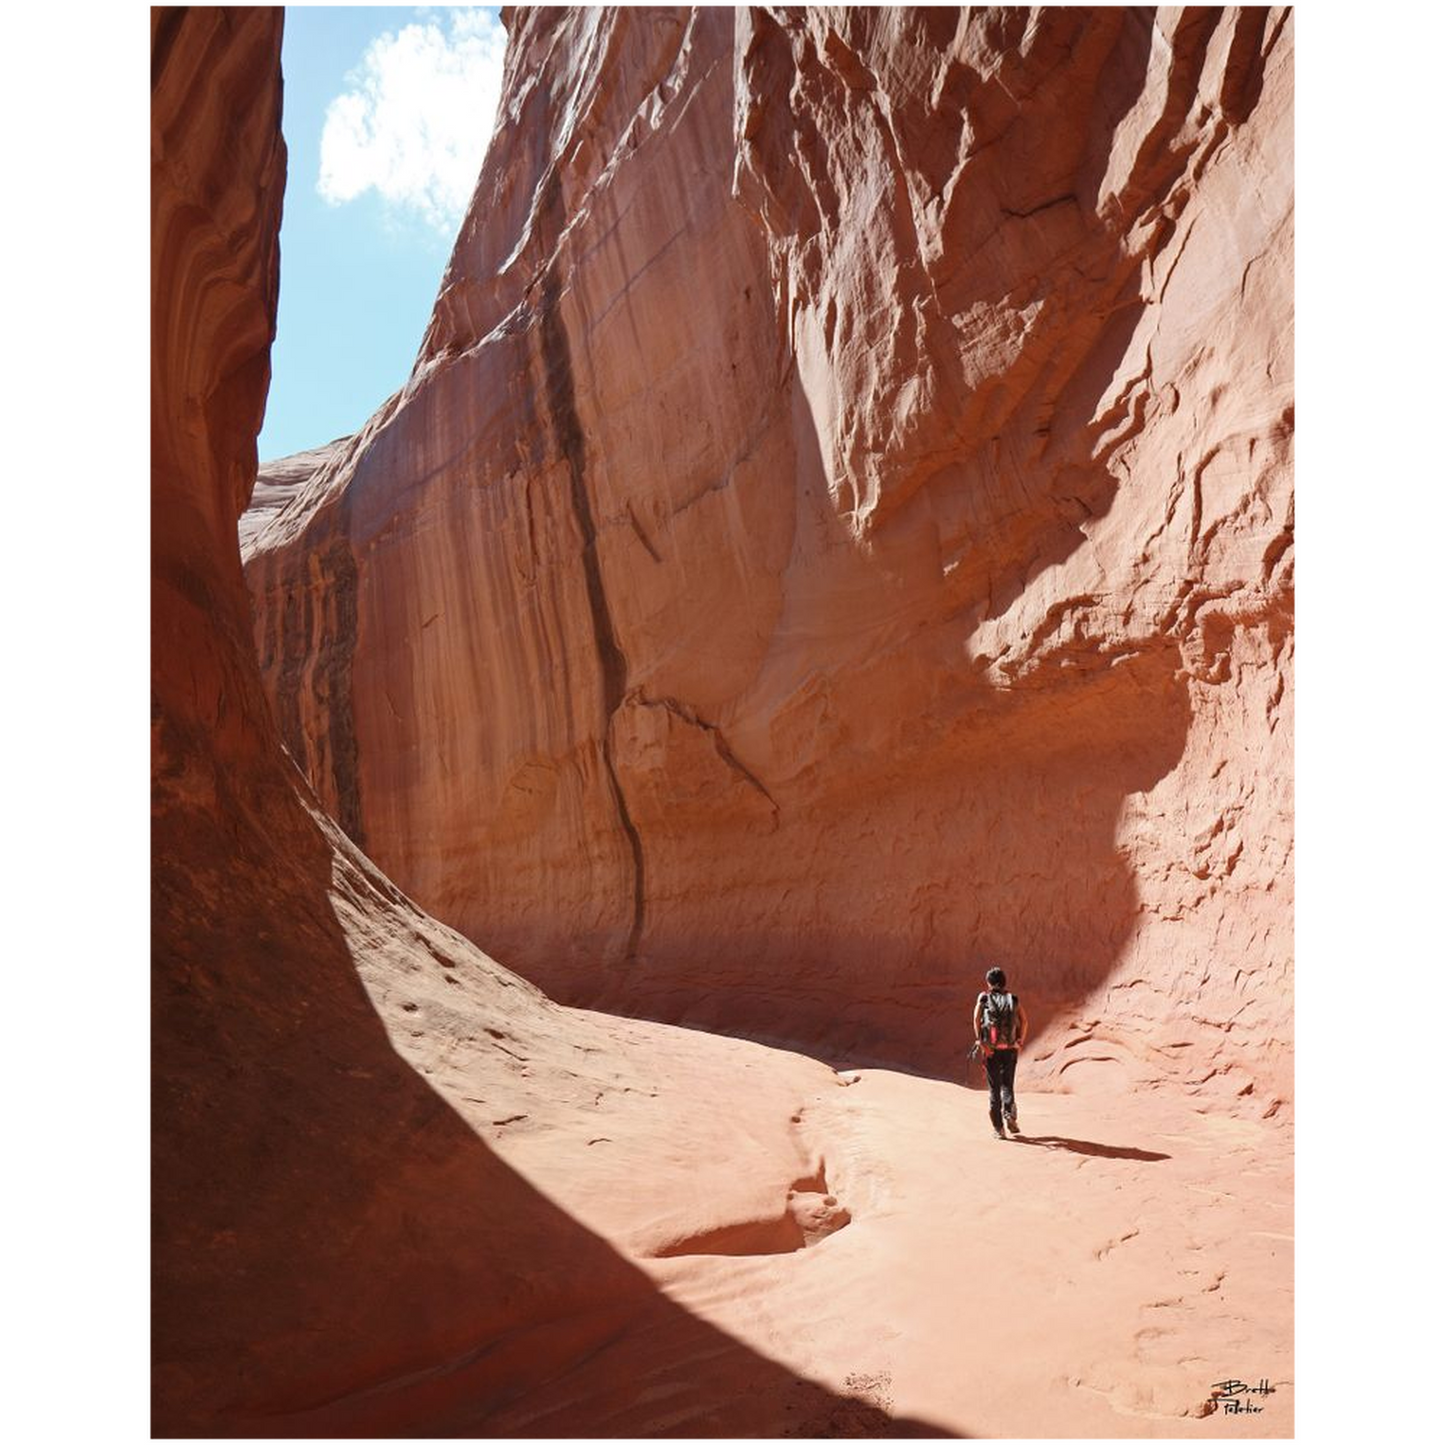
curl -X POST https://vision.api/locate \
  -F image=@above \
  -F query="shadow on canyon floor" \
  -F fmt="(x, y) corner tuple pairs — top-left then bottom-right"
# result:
(152, 734), (952, 1438)
(1009, 1135), (1172, 1162)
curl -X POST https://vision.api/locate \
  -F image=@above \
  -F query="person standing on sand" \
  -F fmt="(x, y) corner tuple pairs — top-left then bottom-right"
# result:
(974, 967), (1028, 1140)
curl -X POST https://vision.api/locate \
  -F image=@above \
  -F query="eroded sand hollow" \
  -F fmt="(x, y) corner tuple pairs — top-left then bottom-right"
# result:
(152, 5), (1293, 1437)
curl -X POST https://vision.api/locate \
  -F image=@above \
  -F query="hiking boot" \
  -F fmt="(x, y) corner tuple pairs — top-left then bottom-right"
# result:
(993, 1126), (1008, 1140)
(1007, 1113), (1021, 1134)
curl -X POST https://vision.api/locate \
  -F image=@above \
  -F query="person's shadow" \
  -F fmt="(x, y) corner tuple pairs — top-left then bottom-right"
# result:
(1010, 1135), (1171, 1162)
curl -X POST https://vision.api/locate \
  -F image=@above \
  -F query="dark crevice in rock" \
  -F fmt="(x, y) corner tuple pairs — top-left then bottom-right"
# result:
(535, 169), (645, 963)
(320, 527), (366, 849)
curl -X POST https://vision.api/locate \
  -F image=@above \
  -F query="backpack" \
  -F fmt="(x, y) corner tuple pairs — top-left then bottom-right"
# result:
(979, 990), (1019, 1048)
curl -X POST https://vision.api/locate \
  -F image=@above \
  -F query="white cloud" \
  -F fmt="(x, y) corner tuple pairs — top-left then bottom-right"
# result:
(318, 7), (507, 235)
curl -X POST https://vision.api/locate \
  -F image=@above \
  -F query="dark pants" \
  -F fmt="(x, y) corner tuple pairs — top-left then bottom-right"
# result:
(985, 1048), (1019, 1131)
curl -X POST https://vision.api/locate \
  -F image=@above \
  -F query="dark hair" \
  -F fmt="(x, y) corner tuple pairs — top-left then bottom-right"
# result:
(985, 967), (1007, 989)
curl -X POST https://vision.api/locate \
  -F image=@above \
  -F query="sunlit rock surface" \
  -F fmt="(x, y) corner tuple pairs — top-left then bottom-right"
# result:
(246, 7), (1293, 1107)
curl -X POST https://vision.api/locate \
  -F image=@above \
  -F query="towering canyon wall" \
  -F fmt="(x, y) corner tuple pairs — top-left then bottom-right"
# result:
(247, 7), (1293, 1108)
(154, 10), (914, 1436)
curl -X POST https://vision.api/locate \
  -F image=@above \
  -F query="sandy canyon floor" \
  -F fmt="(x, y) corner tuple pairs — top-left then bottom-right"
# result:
(346, 949), (1292, 1439)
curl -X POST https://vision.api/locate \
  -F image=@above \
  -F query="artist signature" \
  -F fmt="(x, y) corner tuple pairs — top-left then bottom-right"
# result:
(1211, 1378), (1277, 1415)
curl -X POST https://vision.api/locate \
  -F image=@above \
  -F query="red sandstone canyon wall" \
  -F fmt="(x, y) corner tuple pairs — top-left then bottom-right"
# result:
(153, 10), (920, 1436)
(246, 7), (1293, 1110)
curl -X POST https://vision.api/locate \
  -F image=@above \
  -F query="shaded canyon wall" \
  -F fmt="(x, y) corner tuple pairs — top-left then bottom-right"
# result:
(154, 9), (638, 1431)
(246, 6), (1294, 1110)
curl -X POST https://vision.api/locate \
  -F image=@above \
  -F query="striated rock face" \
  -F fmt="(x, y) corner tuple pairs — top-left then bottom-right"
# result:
(153, 10), (925, 1437)
(247, 7), (1293, 1109)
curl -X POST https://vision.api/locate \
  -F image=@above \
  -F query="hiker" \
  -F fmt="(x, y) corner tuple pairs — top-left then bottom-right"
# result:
(974, 967), (1028, 1139)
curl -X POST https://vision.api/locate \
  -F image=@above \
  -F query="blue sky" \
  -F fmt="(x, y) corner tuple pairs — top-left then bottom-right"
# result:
(259, 6), (505, 461)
